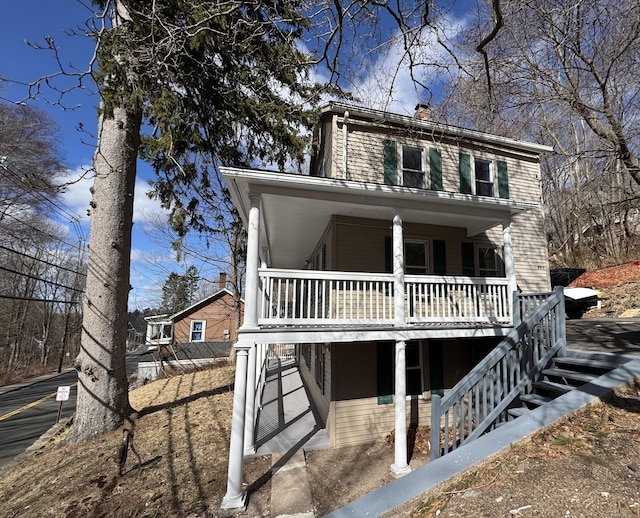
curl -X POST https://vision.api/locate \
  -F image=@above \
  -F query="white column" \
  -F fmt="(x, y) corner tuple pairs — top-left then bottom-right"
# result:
(221, 343), (251, 510)
(393, 210), (405, 325)
(243, 343), (257, 455)
(391, 210), (411, 476)
(243, 194), (261, 329)
(502, 221), (517, 320)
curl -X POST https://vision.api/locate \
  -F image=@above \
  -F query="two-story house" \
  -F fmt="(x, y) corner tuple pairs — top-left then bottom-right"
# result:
(220, 102), (553, 509)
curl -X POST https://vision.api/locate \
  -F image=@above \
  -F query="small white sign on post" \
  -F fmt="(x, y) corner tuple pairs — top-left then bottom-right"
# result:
(56, 386), (71, 401)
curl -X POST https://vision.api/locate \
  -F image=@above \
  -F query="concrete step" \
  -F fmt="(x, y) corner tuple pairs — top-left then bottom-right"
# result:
(271, 449), (314, 518)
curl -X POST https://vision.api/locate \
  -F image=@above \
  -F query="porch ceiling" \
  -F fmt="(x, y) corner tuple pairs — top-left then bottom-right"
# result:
(222, 167), (538, 269)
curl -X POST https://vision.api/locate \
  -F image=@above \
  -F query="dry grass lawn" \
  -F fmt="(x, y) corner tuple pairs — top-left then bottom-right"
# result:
(0, 364), (271, 518)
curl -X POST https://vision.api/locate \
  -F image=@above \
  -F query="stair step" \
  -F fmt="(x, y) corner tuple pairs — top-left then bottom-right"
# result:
(542, 367), (597, 384)
(532, 379), (573, 395)
(508, 407), (530, 418)
(520, 392), (553, 407)
(554, 356), (620, 372)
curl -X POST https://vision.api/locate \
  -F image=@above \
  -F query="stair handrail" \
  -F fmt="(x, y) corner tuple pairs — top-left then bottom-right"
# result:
(429, 289), (566, 460)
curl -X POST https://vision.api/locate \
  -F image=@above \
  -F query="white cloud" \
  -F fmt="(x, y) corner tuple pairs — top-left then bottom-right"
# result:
(346, 13), (472, 114)
(59, 165), (168, 231)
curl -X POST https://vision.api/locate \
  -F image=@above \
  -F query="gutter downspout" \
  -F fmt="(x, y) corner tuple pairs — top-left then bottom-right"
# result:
(342, 110), (349, 180)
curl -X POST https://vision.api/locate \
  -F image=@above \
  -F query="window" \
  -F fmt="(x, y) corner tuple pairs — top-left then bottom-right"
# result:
(478, 246), (499, 277)
(384, 139), (442, 190)
(405, 240), (429, 275)
(475, 158), (493, 196)
(460, 153), (509, 198)
(406, 341), (423, 396)
(402, 145), (424, 188)
(190, 320), (206, 342)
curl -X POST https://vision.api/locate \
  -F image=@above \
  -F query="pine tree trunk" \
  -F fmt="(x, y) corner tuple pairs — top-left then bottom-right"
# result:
(69, 104), (141, 443)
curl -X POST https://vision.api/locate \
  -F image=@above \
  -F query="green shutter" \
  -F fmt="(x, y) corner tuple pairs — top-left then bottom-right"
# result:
(377, 341), (394, 404)
(429, 148), (443, 191)
(497, 160), (509, 199)
(429, 340), (444, 397)
(383, 139), (397, 185)
(433, 239), (447, 275)
(459, 152), (472, 194)
(384, 236), (392, 273)
(462, 242), (475, 276)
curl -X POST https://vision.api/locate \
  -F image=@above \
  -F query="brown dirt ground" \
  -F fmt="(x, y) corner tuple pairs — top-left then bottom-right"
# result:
(573, 260), (640, 318)
(1, 267), (639, 517)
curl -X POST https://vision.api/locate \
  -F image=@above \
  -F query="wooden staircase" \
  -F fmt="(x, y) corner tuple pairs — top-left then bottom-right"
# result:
(510, 355), (623, 416)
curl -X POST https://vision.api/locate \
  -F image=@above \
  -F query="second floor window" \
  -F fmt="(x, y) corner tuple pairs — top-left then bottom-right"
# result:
(475, 159), (494, 196)
(402, 145), (424, 188)
(460, 152), (510, 199)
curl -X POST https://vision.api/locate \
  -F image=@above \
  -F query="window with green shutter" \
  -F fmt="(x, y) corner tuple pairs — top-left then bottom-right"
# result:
(383, 139), (398, 185)
(429, 148), (443, 191)
(377, 341), (394, 404)
(497, 160), (509, 199)
(459, 152), (472, 194)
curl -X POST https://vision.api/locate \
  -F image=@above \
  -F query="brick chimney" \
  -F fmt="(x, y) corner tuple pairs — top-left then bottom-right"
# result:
(219, 272), (227, 289)
(414, 103), (430, 120)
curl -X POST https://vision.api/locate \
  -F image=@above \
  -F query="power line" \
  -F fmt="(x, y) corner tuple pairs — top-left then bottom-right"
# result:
(0, 265), (85, 293)
(0, 211), (86, 251)
(0, 157), (87, 241)
(0, 294), (80, 304)
(0, 244), (86, 277)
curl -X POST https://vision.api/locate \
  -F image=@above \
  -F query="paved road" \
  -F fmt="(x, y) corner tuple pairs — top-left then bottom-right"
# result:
(0, 369), (78, 467)
(0, 348), (152, 468)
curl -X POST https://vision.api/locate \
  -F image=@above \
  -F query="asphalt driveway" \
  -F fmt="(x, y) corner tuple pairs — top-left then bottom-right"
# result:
(566, 318), (640, 355)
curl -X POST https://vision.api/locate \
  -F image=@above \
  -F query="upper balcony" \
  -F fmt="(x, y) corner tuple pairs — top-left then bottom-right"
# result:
(259, 268), (511, 328)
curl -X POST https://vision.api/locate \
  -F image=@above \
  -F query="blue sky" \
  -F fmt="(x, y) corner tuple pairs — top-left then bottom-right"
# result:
(0, 1), (471, 310)
(0, 1), (181, 310)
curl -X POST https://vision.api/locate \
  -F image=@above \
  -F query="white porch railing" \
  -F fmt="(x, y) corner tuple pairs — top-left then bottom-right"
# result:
(405, 275), (510, 324)
(258, 268), (511, 326)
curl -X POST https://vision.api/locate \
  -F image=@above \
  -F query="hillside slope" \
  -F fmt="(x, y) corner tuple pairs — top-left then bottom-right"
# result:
(570, 260), (640, 318)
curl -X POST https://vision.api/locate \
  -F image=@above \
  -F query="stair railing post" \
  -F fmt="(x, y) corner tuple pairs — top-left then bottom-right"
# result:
(557, 287), (567, 356)
(430, 394), (441, 461)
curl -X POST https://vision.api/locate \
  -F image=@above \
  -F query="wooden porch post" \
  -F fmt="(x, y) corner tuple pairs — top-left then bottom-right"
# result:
(243, 194), (261, 329)
(222, 195), (261, 511)
(393, 210), (405, 325)
(243, 344), (257, 455)
(502, 221), (517, 320)
(221, 342), (251, 510)
(391, 210), (411, 476)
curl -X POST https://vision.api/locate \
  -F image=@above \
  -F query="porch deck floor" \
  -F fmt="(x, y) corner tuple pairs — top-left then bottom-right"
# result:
(254, 358), (330, 455)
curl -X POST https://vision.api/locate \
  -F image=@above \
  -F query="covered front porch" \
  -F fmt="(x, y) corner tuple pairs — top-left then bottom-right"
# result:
(220, 167), (540, 509)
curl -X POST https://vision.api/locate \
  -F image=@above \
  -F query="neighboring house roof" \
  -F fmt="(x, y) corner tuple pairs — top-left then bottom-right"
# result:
(144, 288), (243, 324)
(170, 287), (243, 322)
